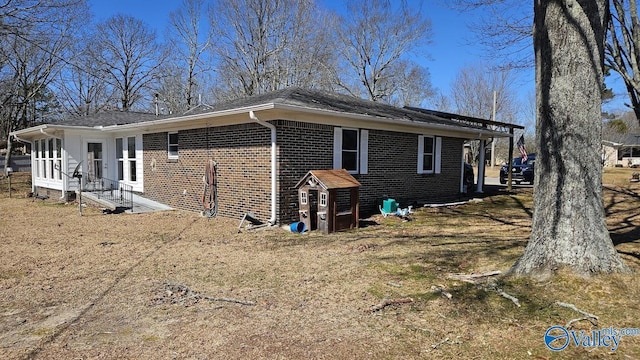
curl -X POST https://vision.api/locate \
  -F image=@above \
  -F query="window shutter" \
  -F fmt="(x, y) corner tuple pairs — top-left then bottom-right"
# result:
(333, 127), (342, 169)
(360, 129), (368, 174)
(417, 135), (424, 173)
(435, 136), (442, 174)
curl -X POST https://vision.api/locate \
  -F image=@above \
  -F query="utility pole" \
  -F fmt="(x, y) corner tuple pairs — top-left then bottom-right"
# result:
(490, 90), (497, 167)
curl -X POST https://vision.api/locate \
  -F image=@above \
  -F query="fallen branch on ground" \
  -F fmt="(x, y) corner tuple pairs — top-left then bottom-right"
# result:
(556, 301), (598, 328)
(431, 285), (452, 300)
(447, 271), (502, 284)
(196, 295), (255, 306)
(497, 288), (521, 307)
(368, 297), (413, 313)
(152, 282), (255, 307)
(431, 337), (449, 349)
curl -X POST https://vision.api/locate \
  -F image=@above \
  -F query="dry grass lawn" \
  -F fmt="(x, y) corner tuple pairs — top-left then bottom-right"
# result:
(0, 169), (639, 359)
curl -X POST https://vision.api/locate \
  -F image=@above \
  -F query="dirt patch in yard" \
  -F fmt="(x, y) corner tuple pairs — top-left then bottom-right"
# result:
(0, 171), (639, 359)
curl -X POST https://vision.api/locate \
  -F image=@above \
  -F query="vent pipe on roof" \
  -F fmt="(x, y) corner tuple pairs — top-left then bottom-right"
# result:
(249, 111), (277, 225)
(154, 93), (159, 116)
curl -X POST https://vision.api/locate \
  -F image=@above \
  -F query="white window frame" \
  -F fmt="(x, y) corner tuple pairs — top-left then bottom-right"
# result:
(116, 137), (124, 181)
(126, 136), (137, 182)
(35, 138), (63, 181)
(320, 192), (327, 207)
(418, 135), (442, 174)
(168, 132), (179, 159)
(54, 138), (62, 180)
(333, 127), (368, 175)
(34, 139), (40, 178)
(300, 191), (308, 205)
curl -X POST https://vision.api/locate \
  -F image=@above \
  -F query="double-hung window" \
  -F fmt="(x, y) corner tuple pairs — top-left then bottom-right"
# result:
(116, 138), (124, 181)
(115, 136), (137, 182)
(35, 138), (62, 180)
(127, 136), (137, 182)
(55, 139), (62, 180)
(418, 135), (442, 174)
(168, 132), (179, 159)
(333, 127), (368, 174)
(34, 140), (40, 178)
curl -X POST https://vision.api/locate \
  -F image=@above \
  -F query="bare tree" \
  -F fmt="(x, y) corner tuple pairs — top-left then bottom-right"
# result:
(0, 0), (89, 173)
(90, 14), (166, 111)
(209, 0), (337, 101)
(452, 0), (640, 125)
(164, 0), (213, 112)
(511, 0), (629, 275)
(336, 0), (434, 105)
(606, 0), (640, 122)
(53, 35), (112, 116)
(448, 0), (533, 69)
(450, 64), (519, 164)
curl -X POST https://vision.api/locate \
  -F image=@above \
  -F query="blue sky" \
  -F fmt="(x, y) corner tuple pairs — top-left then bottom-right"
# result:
(88, 1), (511, 97)
(87, 0), (627, 124)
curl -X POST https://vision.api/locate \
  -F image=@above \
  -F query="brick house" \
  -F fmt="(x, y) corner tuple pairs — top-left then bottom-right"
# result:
(11, 87), (511, 223)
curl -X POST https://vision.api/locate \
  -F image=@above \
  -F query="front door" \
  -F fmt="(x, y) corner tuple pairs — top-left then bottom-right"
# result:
(87, 141), (105, 185)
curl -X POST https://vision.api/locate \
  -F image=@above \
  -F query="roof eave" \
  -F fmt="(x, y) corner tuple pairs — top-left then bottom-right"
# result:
(271, 103), (510, 139)
(99, 103), (276, 132)
(10, 124), (98, 138)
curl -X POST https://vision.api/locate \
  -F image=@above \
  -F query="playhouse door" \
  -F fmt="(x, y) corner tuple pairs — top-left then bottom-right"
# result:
(309, 190), (318, 230)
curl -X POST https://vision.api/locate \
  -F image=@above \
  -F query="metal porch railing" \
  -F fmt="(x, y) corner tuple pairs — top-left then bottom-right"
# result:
(82, 173), (134, 210)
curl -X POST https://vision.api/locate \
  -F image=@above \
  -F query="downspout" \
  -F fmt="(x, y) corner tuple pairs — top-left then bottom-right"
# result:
(249, 111), (277, 225)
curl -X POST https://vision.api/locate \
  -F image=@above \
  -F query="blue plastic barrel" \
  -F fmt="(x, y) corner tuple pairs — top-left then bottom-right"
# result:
(290, 221), (307, 233)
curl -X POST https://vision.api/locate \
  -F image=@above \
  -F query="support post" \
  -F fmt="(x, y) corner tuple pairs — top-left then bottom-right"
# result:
(476, 140), (486, 193)
(507, 128), (515, 191)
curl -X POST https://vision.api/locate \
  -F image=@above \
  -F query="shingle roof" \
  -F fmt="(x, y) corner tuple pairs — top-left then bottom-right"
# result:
(186, 87), (484, 129)
(54, 110), (164, 127)
(608, 133), (640, 146)
(295, 169), (361, 190)
(51, 87), (488, 131)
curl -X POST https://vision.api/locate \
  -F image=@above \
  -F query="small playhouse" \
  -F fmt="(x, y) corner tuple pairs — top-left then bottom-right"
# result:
(295, 169), (360, 234)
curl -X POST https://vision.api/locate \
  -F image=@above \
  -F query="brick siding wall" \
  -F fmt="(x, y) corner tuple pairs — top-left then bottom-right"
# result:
(275, 120), (334, 223)
(143, 120), (464, 224)
(358, 130), (464, 213)
(143, 123), (272, 221)
(276, 121), (464, 223)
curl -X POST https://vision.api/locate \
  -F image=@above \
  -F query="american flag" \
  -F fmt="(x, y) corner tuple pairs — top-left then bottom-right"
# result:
(517, 135), (527, 162)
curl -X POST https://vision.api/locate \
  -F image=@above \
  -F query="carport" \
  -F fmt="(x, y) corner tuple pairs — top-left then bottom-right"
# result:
(406, 107), (526, 192)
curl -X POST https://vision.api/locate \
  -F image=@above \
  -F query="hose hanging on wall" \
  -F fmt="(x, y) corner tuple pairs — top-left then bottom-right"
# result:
(202, 159), (218, 217)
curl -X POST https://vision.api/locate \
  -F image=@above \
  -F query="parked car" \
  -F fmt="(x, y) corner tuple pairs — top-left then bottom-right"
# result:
(500, 153), (536, 185)
(463, 162), (474, 192)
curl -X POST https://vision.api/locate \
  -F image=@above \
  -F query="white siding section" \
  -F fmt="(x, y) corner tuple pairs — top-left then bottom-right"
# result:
(360, 129), (368, 175)
(133, 134), (144, 192)
(417, 135), (424, 173)
(333, 127), (342, 169)
(65, 134), (82, 191)
(435, 136), (442, 174)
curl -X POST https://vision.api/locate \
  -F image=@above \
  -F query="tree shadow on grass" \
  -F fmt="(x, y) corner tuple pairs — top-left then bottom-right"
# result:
(604, 186), (640, 246)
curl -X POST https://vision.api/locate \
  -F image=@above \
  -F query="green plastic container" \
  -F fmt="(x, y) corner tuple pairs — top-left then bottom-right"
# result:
(382, 199), (398, 214)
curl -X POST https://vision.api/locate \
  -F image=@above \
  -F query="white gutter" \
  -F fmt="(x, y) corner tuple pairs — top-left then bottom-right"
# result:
(40, 128), (63, 139)
(99, 102), (508, 140)
(106, 104), (276, 131)
(249, 111), (277, 225)
(270, 103), (510, 139)
(11, 133), (30, 144)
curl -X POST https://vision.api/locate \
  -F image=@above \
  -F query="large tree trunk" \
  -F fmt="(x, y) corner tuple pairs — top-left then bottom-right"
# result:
(511, 0), (629, 276)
